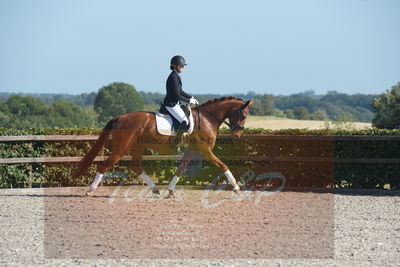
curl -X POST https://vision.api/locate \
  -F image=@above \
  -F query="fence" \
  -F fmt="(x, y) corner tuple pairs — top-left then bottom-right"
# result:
(1, 134), (400, 164)
(1, 134), (400, 188)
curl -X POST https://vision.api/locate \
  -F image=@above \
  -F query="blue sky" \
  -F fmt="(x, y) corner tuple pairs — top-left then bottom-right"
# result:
(0, 0), (399, 95)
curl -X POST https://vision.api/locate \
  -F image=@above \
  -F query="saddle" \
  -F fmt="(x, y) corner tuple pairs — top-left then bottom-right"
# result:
(155, 104), (194, 136)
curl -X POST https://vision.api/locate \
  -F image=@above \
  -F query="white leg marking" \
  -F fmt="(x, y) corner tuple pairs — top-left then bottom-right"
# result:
(139, 172), (156, 188)
(224, 170), (240, 190)
(168, 175), (180, 190)
(89, 173), (104, 191)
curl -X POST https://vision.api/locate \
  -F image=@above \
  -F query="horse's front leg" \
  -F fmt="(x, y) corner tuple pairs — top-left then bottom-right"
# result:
(201, 148), (241, 194)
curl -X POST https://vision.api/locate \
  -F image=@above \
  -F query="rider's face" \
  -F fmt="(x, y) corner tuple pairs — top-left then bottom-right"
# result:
(176, 65), (185, 73)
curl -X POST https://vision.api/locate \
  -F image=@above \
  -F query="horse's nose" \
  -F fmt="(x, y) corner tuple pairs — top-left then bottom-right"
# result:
(233, 132), (241, 138)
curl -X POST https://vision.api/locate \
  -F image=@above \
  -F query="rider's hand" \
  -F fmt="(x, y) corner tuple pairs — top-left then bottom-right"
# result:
(189, 96), (199, 105)
(189, 97), (199, 105)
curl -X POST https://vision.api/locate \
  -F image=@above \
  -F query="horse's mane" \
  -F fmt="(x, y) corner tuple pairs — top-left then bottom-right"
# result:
(199, 96), (243, 108)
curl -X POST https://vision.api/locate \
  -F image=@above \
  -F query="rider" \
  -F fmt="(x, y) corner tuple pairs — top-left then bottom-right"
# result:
(164, 55), (199, 144)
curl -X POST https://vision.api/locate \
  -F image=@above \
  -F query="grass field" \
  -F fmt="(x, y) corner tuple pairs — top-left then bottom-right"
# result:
(236, 116), (372, 130)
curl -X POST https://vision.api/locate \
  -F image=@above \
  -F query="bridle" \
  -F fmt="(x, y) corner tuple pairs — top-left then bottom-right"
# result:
(200, 102), (249, 131)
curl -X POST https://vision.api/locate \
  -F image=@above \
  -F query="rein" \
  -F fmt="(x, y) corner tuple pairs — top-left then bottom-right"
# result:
(200, 102), (248, 131)
(195, 105), (201, 130)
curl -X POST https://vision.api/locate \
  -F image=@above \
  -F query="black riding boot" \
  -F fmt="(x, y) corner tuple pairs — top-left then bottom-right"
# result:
(174, 121), (189, 145)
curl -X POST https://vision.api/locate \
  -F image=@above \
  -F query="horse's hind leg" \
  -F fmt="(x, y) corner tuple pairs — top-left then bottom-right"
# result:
(167, 150), (197, 198)
(86, 130), (132, 196)
(85, 152), (124, 196)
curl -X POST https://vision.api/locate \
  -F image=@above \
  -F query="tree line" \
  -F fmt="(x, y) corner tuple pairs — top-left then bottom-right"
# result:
(1, 81), (399, 129)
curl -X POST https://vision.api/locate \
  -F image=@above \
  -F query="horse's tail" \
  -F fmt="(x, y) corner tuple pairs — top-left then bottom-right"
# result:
(72, 118), (116, 178)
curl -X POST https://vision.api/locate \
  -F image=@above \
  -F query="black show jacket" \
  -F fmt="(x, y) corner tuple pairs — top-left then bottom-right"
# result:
(163, 70), (192, 107)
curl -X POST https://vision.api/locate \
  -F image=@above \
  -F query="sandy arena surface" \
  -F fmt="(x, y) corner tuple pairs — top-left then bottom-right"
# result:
(243, 118), (372, 130)
(0, 186), (399, 266)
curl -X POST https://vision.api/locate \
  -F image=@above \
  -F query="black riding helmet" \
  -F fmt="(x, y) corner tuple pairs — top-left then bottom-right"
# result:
(170, 55), (187, 66)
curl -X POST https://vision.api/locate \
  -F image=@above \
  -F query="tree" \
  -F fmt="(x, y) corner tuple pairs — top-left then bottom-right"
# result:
(139, 91), (164, 105)
(310, 109), (329, 121)
(249, 99), (264, 115)
(6, 95), (47, 116)
(261, 94), (275, 115)
(0, 96), (96, 129)
(283, 109), (294, 119)
(3, 95), (50, 128)
(372, 82), (400, 129)
(94, 82), (144, 125)
(248, 94), (277, 116)
(82, 105), (99, 127)
(330, 112), (357, 130)
(293, 106), (309, 120)
(48, 100), (94, 128)
(0, 111), (9, 126)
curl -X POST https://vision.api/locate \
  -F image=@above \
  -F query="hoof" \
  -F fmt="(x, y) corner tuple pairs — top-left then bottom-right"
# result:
(166, 190), (175, 199)
(85, 191), (94, 197)
(152, 188), (160, 195)
(233, 188), (241, 194)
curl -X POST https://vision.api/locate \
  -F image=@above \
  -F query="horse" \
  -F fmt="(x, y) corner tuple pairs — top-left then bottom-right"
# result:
(72, 96), (253, 198)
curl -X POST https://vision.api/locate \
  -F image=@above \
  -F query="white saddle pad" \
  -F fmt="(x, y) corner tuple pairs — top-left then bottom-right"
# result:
(155, 109), (194, 136)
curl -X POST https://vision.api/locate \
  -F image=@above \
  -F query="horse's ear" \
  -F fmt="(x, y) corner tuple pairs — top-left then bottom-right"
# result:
(244, 100), (253, 108)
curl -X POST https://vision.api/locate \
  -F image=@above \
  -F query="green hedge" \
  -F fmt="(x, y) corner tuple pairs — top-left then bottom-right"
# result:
(1, 127), (399, 189)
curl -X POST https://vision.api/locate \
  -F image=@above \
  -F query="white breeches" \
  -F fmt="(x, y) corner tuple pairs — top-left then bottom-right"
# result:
(165, 103), (188, 124)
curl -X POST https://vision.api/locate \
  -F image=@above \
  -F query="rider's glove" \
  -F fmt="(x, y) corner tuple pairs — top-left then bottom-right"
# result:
(189, 97), (199, 105)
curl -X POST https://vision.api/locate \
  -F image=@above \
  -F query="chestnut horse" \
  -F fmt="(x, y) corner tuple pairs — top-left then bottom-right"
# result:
(72, 96), (253, 197)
